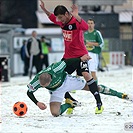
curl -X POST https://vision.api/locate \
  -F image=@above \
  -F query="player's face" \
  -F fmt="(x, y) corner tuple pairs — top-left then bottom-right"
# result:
(32, 31), (37, 38)
(56, 12), (70, 24)
(41, 38), (45, 42)
(88, 20), (95, 30)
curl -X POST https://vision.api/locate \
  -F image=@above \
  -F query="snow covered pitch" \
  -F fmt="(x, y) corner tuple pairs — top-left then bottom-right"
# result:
(0, 66), (133, 133)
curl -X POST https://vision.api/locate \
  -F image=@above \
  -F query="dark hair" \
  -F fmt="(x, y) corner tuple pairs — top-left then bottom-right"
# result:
(54, 5), (69, 16)
(23, 40), (27, 44)
(41, 35), (46, 39)
(88, 18), (95, 24)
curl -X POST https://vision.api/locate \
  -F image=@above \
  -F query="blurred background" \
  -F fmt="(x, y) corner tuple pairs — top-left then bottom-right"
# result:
(0, 0), (133, 81)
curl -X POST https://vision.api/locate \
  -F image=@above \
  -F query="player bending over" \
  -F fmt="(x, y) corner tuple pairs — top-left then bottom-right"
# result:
(27, 54), (104, 116)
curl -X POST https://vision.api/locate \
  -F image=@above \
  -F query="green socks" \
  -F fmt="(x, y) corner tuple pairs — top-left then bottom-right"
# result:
(59, 103), (72, 115)
(98, 84), (123, 98)
(95, 80), (98, 85)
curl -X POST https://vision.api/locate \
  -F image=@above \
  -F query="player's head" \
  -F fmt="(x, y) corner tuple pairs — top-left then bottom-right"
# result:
(23, 40), (27, 45)
(87, 18), (95, 31)
(32, 30), (37, 38)
(39, 73), (52, 87)
(41, 35), (46, 42)
(54, 5), (70, 24)
(88, 18), (95, 24)
(41, 35), (46, 39)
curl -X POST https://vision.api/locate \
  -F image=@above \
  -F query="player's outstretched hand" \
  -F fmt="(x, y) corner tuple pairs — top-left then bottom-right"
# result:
(37, 102), (47, 110)
(71, 4), (78, 17)
(40, 0), (45, 10)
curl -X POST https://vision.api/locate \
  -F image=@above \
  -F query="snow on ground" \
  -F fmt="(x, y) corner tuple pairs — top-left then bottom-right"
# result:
(0, 65), (133, 133)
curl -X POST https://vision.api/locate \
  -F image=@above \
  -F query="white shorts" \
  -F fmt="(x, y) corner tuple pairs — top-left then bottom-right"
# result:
(88, 52), (99, 72)
(50, 75), (86, 103)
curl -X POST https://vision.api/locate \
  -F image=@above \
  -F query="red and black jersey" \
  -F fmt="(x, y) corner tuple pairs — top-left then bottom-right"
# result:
(49, 14), (88, 59)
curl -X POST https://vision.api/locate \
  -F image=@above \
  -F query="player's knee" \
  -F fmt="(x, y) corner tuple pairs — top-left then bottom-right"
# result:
(51, 109), (60, 117)
(51, 111), (60, 117)
(82, 72), (92, 80)
(50, 102), (61, 117)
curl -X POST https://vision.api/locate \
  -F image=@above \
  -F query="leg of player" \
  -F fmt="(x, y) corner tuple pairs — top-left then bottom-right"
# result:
(64, 92), (77, 101)
(98, 84), (133, 102)
(64, 92), (81, 115)
(64, 92), (78, 115)
(50, 100), (78, 117)
(80, 61), (104, 114)
(50, 102), (70, 117)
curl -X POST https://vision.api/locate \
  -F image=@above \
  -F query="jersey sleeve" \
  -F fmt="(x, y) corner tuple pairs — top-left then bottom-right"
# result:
(27, 90), (39, 105)
(27, 75), (41, 93)
(49, 13), (62, 26)
(27, 75), (42, 105)
(77, 19), (89, 31)
(96, 30), (104, 48)
(84, 31), (88, 44)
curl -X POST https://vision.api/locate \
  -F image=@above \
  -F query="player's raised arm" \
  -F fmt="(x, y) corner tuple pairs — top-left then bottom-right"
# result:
(40, 0), (51, 17)
(71, 4), (81, 22)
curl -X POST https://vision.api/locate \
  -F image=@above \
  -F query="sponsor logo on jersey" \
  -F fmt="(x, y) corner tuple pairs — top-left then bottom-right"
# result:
(68, 25), (73, 30)
(50, 80), (62, 88)
(62, 30), (72, 41)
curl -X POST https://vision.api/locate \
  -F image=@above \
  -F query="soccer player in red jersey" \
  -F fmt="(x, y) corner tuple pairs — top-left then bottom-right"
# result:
(40, 0), (104, 114)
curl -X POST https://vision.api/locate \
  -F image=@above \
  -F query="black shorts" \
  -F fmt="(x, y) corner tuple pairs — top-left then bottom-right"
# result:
(62, 58), (89, 76)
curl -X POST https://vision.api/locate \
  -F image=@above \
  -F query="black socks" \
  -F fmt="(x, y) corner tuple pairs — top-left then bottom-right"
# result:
(87, 78), (102, 105)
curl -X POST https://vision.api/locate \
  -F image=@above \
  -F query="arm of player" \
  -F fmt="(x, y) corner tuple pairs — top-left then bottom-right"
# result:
(71, 5), (88, 30)
(40, 0), (60, 25)
(37, 102), (47, 110)
(40, 0), (51, 17)
(27, 90), (47, 110)
(71, 5), (81, 22)
(86, 41), (99, 47)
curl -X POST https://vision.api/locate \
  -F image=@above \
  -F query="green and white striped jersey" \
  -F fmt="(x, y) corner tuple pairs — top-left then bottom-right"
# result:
(27, 61), (67, 92)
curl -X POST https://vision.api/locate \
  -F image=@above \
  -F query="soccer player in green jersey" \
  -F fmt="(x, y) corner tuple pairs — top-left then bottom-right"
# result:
(27, 54), (104, 116)
(84, 18), (104, 84)
(84, 18), (129, 99)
